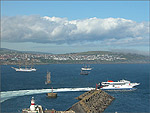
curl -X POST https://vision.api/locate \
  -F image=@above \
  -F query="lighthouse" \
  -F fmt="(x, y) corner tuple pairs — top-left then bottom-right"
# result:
(30, 97), (35, 111)
(22, 97), (44, 113)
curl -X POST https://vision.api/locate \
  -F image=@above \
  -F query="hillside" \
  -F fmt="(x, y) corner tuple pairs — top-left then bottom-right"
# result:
(0, 48), (21, 54)
(0, 48), (149, 65)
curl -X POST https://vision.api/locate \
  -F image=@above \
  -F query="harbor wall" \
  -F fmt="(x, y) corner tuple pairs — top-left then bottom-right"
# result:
(67, 89), (115, 113)
(22, 89), (114, 113)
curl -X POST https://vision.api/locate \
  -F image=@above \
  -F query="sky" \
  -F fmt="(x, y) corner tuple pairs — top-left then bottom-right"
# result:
(1, 1), (149, 54)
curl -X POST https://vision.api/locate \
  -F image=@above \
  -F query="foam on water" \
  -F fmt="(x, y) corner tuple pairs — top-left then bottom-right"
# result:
(1, 87), (94, 103)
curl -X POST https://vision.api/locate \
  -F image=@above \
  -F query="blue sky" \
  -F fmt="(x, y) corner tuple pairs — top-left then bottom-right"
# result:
(1, 1), (149, 54)
(2, 1), (149, 22)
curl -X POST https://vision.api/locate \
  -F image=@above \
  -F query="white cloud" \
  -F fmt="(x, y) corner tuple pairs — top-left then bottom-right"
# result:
(1, 15), (149, 46)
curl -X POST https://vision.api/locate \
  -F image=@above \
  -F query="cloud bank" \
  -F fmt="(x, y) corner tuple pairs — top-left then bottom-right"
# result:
(1, 15), (149, 46)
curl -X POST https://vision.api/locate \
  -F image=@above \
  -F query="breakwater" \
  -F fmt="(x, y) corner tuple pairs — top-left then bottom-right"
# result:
(22, 89), (114, 113)
(67, 89), (115, 113)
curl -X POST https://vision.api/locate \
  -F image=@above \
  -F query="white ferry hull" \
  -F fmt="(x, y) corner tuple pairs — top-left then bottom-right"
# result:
(99, 79), (140, 91)
(101, 88), (137, 91)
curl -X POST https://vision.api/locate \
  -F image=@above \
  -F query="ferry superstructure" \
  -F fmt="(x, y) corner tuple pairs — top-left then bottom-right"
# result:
(98, 79), (140, 91)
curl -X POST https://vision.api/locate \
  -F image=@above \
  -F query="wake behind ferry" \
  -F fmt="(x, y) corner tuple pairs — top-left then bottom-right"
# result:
(98, 79), (140, 91)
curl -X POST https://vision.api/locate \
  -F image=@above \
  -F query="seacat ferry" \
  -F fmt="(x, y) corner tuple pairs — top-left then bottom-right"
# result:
(98, 79), (140, 91)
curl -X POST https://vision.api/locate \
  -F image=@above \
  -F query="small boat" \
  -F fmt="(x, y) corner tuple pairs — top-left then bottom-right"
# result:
(98, 79), (140, 91)
(47, 87), (57, 98)
(80, 64), (92, 75)
(81, 64), (92, 71)
(45, 71), (51, 84)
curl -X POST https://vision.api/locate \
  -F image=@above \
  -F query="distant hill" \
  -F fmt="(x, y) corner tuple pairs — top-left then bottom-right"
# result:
(76, 51), (113, 55)
(75, 51), (148, 58)
(0, 48), (52, 54)
(0, 48), (22, 54)
(77, 51), (148, 62)
(0, 48), (149, 65)
(0, 48), (148, 56)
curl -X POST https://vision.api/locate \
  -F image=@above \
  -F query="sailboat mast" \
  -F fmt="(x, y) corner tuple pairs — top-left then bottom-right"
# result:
(46, 71), (51, 84)
(47, 72), (49, 82)
(31, 59), (33, 69)
(19, 61), (21, 69)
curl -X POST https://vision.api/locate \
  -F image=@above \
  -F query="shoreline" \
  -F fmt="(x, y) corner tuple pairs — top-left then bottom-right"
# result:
(1, 62), (150, 65)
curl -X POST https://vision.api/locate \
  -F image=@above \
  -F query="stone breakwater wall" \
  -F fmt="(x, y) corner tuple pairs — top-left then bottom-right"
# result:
(68, 89), (115, 113)
(44, 110), (75, 113)
(23, 89), (114, 113)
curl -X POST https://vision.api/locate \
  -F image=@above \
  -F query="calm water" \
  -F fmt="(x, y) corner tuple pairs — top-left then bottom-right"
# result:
(1, 64), (150, 112)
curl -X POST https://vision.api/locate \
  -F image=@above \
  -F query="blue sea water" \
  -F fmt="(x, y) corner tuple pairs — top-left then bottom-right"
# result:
(1, 64), (150, 113)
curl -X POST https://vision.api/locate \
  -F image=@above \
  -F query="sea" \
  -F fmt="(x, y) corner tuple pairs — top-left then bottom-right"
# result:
(1, 64), (150, 113)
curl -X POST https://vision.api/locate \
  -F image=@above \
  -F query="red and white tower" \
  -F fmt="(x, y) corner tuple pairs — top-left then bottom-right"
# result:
(30, 97), (35, 111)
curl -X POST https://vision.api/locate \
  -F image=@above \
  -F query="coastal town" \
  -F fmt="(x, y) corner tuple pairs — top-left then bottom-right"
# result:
(0, 48), (149, 65)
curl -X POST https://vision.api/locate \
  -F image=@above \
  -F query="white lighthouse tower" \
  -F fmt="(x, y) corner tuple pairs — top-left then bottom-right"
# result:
(30, 97), (35, 111)
(22, 97), (44, 113)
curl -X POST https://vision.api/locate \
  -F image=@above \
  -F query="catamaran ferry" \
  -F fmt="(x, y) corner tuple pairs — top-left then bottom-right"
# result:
(98, 79), (140, 91)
